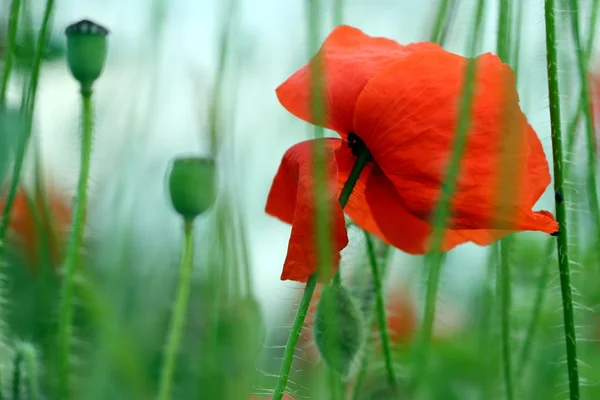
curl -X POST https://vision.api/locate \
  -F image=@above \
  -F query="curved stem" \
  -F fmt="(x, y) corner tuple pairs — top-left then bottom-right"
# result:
(499, 240), (514, 400)
(157, 220), (195, 400)
(272, 149), (371, 400)
(410, 0), (486, 393)
(57, 90), (93, 400)
(544, 1), (579, 399)
(364, 232), (397, 393)
(0, 0), (54, 262)
(0, 0), (22, 107)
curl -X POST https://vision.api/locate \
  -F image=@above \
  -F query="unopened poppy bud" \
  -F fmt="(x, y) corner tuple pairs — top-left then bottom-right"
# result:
(314, 282), (364, 378)
(168, 156), (216, 221)
(65, 19), (109, 92)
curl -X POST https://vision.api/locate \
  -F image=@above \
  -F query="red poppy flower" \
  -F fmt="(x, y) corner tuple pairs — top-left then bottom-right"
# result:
(0, 186), (71, 271)
(266, 25), (558, 282)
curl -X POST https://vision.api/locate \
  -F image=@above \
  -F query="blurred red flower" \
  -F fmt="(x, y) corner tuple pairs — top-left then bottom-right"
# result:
(0, 186), (71, 270)
(266, 25), (558, 282)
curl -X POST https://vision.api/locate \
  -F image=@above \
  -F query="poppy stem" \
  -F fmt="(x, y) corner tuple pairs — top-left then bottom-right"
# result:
(0, 0), (21, 107)
(271, 149), (371, 400)
(364, 231), (397, 393)
(57, 89), (94, 400)
(410, 0), (486, 394)
(0, 0), (54, 286)
(157, 220), (195, 400)
(498, 239), (514, 400)
(544, 1), (580, 399)
(568, 0), (600, 259)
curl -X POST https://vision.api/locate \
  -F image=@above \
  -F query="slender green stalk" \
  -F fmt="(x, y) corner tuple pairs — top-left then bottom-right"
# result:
(364, 232), (397, 393)
(478, 243), (499, 399)
(272, 150), (371, 400)
(568, 0), (600, 254)
(333, 0), (344, 27)
(511, 0), (524, 79)
(57, 91), (94, 400)
(517, 239), (553, 377)
(496, 1), (515, 398)
(429, 0), (452, 44)
(496, 0), (512, 64)
(0, 0), (54, 261)
(410, 0), (486, 393)
(0, 0), (22, 107)
(350, 246), (393, 400)
(543, 1), (579, 398)
(499, 239), (514, 400)
(157, 221), (195, 400)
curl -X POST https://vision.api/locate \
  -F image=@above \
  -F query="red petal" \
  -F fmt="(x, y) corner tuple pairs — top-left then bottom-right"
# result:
(353, 49), (558, 234)
(276, 25), (441, 136)
(265, 139), (349, 282)
(335, 145), (511, 252)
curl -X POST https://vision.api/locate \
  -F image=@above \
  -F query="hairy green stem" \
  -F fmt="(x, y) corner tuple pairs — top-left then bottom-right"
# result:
(0, 0), (22, 107)
(544, 1), (579, 398)
(271, 150), (371, 400)
(57, 90), (93, 399)
(409, 0), (486, 393)
(157, 220), (195, 400)
(364, 232), (397, 393)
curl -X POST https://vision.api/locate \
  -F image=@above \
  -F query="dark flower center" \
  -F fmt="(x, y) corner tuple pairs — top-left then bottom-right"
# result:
(347, 132), (372, 160)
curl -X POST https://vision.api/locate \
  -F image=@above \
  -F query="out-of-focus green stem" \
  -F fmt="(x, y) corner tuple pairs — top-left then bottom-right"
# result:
(568, 0), (600, 254)
(429, 0), (453, 44)
(499, 239), (514, 400)
(364, 232), (397, 394)
(544, 1), (579, 399)
(0, 0), (54, 263)
(0, 0), (22, 107)
(409, 0), (486, 394)
(157, 221), (195, 400)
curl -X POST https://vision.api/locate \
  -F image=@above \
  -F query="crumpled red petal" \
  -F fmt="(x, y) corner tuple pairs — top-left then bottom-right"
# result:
(265, 139), (348, 282)
(334, 143), (511, 252)
(276, 25), (441, 136)
(353, 49), (558, 234)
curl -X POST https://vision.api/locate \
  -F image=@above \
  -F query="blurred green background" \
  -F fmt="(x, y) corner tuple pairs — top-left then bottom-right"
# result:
(1, 0), (600, 399)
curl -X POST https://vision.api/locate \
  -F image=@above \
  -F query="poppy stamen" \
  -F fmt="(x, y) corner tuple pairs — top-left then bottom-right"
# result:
(347, 132), (373, 160)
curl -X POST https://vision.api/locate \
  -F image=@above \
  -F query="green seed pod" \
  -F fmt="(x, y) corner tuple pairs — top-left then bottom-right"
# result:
(168, 157), (216, 221)
(65, 19), (109, 92)
(314, 282), (364, 378)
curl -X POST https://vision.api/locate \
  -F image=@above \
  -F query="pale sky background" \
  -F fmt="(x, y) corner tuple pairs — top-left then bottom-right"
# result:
(4, 0), (595, 327)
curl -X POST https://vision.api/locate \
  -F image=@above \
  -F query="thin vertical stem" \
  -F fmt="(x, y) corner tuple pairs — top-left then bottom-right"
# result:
(567, 0), (600, 254)
(543, 1), (579, 399)
(0, 0), (22, 107)
(157, 220), (195, 400)
(22, 344), (39, 400)
(57, 90), (93, 400)
(271, 150), (371, 400)
(429, 0), (453, 44)
(364, 232), (397, 394)
(499, 239), (514, 400)
(409, 0), (486, 394)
